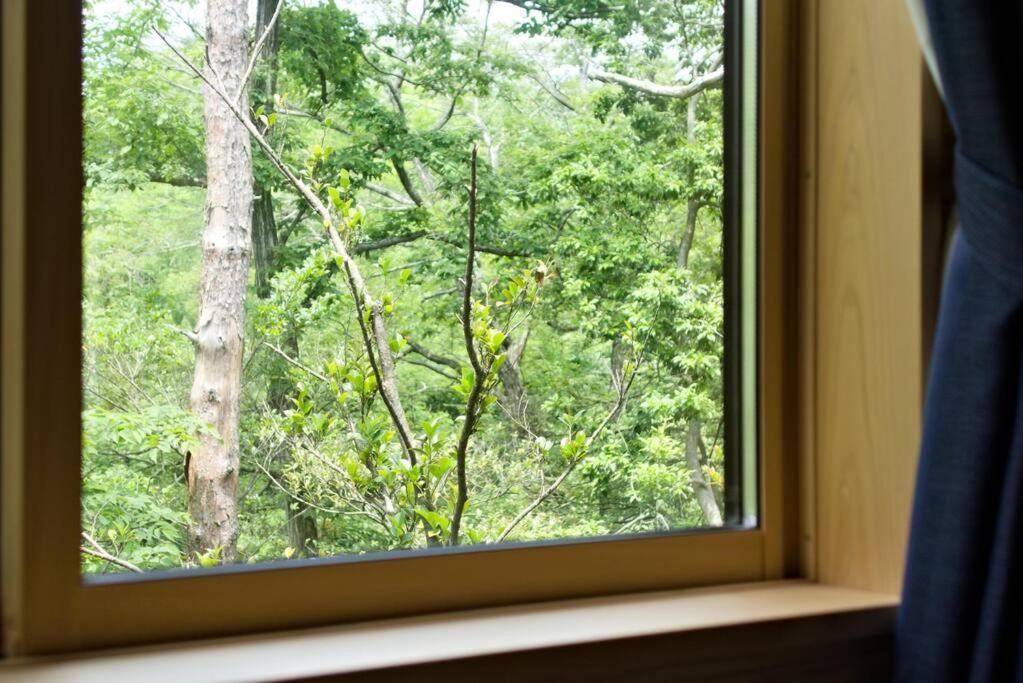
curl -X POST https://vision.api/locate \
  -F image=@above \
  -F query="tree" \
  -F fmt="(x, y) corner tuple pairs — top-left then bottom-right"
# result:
(82, 0), (728, 571)
(185, 0), (253, 562)
(245, 0), (321, 559)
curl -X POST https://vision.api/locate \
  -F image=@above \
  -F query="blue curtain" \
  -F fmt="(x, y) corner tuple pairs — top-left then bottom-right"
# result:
(898, 3), (1023, 682)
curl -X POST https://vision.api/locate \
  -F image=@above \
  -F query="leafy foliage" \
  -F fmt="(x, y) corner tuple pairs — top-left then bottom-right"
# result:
(81, 0), (726, 572)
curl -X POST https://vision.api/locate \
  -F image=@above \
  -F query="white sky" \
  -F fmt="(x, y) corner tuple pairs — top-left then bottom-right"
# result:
(88, 1), (711, 84)
(91, 0), (540, 69)
(93, 0), (527, 31)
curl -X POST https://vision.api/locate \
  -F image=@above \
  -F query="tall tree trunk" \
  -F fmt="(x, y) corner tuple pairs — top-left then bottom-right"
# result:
(677, 93), (702, 269)
(187, 0), (253, 563)
(685, 418), (723, 526)
(251, 0), (318, 557)
(252, 190), (278, 299)
(675, 95), (719, 526)
(252, 0), (281, 303)
(251, 0), (281, 303)
(251, 0), (291, 415)
(677, 200), (700, 269)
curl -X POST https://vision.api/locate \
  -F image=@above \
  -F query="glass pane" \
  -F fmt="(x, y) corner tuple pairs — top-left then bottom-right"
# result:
(81, 0), (748, 575)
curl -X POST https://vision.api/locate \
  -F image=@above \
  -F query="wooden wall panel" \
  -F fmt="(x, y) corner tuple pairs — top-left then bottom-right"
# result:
(812, 0), (923, 594)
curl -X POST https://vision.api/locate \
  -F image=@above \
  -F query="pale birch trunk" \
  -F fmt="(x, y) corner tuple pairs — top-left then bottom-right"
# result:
(677, 93), (702, 269)
(685, 418), (723, 526)
(677, 93), (722, 526)
(187, 0), (252, 562)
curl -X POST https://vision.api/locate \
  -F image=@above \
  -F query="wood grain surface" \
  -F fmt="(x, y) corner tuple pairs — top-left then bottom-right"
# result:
(811, 0), (924, 594)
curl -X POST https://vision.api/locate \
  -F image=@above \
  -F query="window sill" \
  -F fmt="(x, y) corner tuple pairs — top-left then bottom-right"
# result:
(0, 581), (897, 682)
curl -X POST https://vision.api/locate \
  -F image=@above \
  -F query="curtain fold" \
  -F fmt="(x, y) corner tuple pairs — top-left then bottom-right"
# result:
(898, 3), (1023, 682)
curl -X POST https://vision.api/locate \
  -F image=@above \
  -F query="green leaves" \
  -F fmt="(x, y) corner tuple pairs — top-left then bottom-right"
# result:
(388, 333), (407, 354)
(81, 0), (727, 565)
(454, 366), (476, 400)
(415, 508), (450, 534)
(327, 185), (342, 209)
(83, 406), (217, 463)
(197, 546), (224, 568)
(559, 433), (588, 462)
(484, 330), (505, 355)
(429, 456), (456, 479)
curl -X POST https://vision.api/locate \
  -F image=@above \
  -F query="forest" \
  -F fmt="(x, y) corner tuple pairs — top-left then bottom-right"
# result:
(81, 0), (727, 573)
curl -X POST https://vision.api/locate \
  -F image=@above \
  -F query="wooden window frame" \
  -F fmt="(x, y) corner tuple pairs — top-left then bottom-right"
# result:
(2, 0), (807, 657)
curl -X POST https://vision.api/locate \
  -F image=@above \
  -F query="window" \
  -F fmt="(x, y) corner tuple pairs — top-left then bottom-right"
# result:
(3, 0), (787, 655)
(80, 0), (745, 575)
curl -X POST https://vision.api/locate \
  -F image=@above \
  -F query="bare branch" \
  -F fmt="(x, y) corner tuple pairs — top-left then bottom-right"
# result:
(422, 287), (459, 301)
(429, 96), (460, 133)
(496, 361), (638, 542)
(261, 341), (329, 383)
(589, 65), (723, 99)
(155, 27), (419, 464)
(81, 532), (143, 573)
(147, 171), (205, 188)
(461, 149), (484, 378)
(237, 0), (285, 106)
(495, 0), (618, 18)
(526, 72), (576, 112)
(279, 107), (353, 134)
(353, 231), (427, 255)
(468, 100), (500, 169)
(405, 338), (461, 371)
(433, 235), (531, 259)
(365, 182), (417, 207)
(426, 0), (492, 135)
(351, 228), (528, 260)
(401, 357), (459, 381)
(391, 159), (426, 207)
(159, 75), (203, 97)
(167, 324), (199, 345)
(251, 457), (372, 518)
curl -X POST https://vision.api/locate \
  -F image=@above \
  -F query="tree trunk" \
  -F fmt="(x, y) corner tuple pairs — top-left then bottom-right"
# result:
(685, 418), (723, 526)
(252, 0), (318, 557)
(187, 0), (253, 563)
(252, 0), (281, 303)
(677, 93), (702, 269)
(608, 336), (631, 423)
(677, 200), (700, 269)
(676, 94), (720, 527)
(252, 0), (290, 416)
(252, 190), (278, 298)
(285, 498), (319, 556)
(498, 329), (530, 428)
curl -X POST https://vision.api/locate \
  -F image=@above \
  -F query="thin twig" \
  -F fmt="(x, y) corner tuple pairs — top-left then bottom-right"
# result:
(84, 386), (131, 413)
(167, 324), (199, 345)
(450, 146), (483, 547)
(81, 532), (143, 573)
(401, 357), (459, 381)
(154, 26), (419, 465)
(262, 341), (329, 383)
(496, 362), (638, 543)
(405, 338), (461, 371)
(251, 457), (372, 518)
(236, 0), (284, 106)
